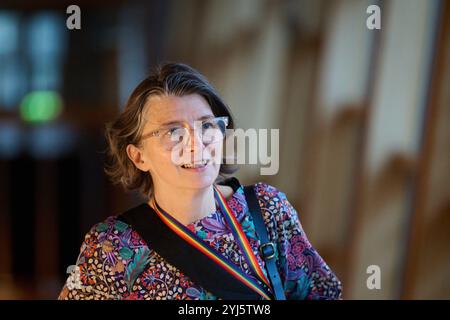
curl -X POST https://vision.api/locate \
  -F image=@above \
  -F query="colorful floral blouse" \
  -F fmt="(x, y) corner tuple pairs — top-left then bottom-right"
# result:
(58, 182), (342, 300)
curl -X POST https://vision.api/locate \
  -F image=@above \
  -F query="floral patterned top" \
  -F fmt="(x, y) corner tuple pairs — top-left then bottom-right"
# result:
(58, 182), (342, 300)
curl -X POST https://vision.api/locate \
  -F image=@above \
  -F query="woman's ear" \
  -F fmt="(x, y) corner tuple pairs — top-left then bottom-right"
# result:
(126, 144), (150, 172)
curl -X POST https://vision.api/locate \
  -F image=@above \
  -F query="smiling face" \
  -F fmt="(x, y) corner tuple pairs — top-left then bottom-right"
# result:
(126, 93), (223, 195)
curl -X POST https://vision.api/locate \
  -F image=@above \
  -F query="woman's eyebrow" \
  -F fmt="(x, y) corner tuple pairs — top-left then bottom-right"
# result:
(158, 115), (214, 127)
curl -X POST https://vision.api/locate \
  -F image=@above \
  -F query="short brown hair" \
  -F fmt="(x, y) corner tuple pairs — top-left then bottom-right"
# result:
(104, 62), (238, 197)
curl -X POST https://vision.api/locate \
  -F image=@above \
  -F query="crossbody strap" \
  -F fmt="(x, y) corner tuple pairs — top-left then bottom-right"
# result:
(117, 203), (262, 300)
(243, 185), (287, 300)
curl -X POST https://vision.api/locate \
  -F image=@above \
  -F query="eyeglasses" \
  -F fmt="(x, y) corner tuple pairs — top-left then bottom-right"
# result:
(140, 116), (229, 150)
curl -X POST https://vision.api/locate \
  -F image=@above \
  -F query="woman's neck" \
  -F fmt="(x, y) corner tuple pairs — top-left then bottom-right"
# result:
(150, 184), (217, 226)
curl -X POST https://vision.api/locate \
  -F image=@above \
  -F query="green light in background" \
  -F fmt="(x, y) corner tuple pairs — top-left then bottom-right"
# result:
(20, 91), (63, 123)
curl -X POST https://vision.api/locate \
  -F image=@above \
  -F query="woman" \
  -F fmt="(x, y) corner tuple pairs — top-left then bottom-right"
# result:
(58, 62), (342, 300)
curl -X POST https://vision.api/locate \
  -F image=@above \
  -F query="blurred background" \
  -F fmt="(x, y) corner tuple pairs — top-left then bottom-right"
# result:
(0, 0), (449, 299)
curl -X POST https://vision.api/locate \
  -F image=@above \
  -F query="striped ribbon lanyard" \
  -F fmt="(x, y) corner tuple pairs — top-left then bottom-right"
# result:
(151, 185), (273, 300)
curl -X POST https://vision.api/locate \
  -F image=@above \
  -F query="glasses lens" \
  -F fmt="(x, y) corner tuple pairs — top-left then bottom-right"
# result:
(159, 117), (228, 149)
(161, 126), (189, 149)
(203, 118), (229, 144)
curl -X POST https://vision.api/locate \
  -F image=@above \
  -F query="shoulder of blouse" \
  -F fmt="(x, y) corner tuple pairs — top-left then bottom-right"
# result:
(252, 182), (283, 198)
(59, 216), (149, 300)
(80, 215), (148, 257)
(83, 215), (151, 276)
(249, 182), (302, 239)
(252, 182), (296, 215)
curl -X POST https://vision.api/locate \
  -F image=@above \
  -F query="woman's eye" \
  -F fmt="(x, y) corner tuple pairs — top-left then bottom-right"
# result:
(167, 127), (182, 135)
(165, 127), (188, 144)
(202, 122), (216, 130)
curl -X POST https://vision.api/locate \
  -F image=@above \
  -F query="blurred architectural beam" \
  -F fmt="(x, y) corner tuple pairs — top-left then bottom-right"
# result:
(348, 0), (442, 299)
(401, 0), (450, 299)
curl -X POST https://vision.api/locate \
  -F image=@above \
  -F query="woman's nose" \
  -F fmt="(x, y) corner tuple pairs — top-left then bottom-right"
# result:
(185, 127), (204, 153)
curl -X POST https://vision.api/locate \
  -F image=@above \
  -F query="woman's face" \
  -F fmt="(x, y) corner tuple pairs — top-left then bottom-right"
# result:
(129, 93), (223, 193)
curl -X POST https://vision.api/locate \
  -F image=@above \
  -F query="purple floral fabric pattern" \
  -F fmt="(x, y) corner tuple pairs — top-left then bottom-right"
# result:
(58, 182), (342, 300)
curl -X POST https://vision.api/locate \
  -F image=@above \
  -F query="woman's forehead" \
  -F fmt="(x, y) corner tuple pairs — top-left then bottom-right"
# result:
(144, 94), (214, 124)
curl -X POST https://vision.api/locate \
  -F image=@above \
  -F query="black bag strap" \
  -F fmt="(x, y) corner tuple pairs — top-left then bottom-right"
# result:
(117, 202), (263, 300)
(219, 177), (286, 300)
(243, 184), (287, 300)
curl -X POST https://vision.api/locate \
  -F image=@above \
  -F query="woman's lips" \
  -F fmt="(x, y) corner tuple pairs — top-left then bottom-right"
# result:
(180, 160), (210, 173)
(181, 166), (208, 173)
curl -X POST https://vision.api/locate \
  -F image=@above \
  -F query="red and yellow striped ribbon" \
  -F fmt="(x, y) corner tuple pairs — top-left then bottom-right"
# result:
(213, 185), (271, 288)
(151, 186), (272, 300)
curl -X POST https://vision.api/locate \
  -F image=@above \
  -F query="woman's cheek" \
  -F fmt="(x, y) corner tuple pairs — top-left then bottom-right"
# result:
(204, 142), (223, 166)
(147, 149), (176, 173)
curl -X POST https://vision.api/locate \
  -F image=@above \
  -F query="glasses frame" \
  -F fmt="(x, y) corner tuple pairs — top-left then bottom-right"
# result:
(139, 116), (229, 148)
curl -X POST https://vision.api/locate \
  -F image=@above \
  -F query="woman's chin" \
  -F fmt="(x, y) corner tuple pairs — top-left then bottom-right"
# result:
(177, 166), (218, 187)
